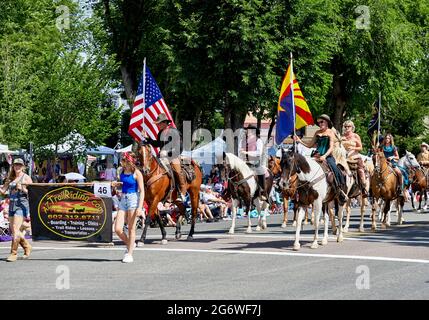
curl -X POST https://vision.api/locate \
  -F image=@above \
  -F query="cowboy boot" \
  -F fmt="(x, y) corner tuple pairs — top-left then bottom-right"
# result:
(171, 163), (187, 202)
(19, 237), (32, 259)
(6, 238), (19, 262)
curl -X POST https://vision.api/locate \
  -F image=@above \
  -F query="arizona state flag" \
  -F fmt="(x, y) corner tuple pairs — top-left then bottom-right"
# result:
(275, 63), (313, 145)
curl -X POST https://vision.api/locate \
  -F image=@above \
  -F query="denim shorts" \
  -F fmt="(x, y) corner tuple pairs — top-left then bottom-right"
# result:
(9, 198), (30, 219)
(119, 192), (140, 211)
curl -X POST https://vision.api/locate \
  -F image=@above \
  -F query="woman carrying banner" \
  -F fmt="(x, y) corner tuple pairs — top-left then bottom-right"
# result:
(114, 152), (145, 263)
(0, 158), (33, 262)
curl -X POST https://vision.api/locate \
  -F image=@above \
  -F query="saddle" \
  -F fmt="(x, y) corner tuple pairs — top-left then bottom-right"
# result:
(318, 161), (334, 185)
(346, 158), (359, 171)
(180, 157), (196, 183)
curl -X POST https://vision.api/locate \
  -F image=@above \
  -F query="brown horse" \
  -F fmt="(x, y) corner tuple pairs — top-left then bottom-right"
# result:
(410, 168), (428, 212)
(370, 149), (404, 230)
(268, 155), (310, 227)
(136, 144), (203, 244)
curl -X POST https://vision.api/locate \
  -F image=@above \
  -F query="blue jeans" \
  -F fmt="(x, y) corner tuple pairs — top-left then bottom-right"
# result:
(9, 197), (30, 218)
(326, 155), (345, 187)
(119, 192), (140, 211)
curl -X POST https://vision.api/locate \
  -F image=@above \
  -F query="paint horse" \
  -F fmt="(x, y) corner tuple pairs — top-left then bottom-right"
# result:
(136, 144), (203, 245)
(410, 167), (428, 212)
(279, 149), (353, 250)
(221, 152), (273, 234)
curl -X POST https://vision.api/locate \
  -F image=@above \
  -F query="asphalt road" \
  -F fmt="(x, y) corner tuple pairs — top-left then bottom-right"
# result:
(1, 203), (428, 300)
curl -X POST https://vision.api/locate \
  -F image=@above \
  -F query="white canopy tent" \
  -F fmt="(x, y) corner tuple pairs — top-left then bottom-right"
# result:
(115, 144), (132, 153)
(181, 136), (226, 175)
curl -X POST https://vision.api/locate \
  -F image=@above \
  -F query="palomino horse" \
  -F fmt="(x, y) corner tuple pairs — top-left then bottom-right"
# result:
(221, 152), (273, 234)
(342, 155), (374, 233)
(268, 155), (311, 227)
(279, 149), (353, 250)
(410, 167), (428, 212)
(136, 144), (202, 244)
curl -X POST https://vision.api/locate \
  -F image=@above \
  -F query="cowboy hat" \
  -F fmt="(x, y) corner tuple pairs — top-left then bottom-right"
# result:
(13, 158), (25, 165)
(421, 142), (429, 149)
(316, 114), (333, 128)
(154, 113), (172, 124)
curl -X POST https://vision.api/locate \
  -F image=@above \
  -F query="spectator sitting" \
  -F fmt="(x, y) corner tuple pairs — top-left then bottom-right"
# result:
(204, 185), (228, 219)
(157, 202), (176, 227)
(198, 185), (215, 222)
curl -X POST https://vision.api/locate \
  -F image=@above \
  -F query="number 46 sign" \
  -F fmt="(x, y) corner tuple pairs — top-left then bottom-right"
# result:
(93, 182), (112, 198)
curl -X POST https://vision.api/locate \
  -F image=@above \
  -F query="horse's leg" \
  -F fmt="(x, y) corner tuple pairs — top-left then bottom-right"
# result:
(155, 211), (168, 245)
(359, 196), (365, 232)
(322, 202), (329, 246)
(174, 201), (186, 240)
(293, 207), (305, 251)
(187, 189), (200, 241)
(337, 200), (345, 243)
(329, 202), (337, 236)
(398, 197), (405, 224)
(228, 199), (239, 234)
(138, 212), (152, 245)
(343, 199), (351, 233)
(261, 200), (268, 230)
(311, 201), (321, 249)
(371, 197), (377, 231)
(292, 204), (297, 227)
(304, 207), (309, 225)
(245, 201), (252, 234)
(255, 199), (262, 231)
(381, 200), (390, 229)
(417, 191), (422, 212)
(281, 197), (288, 228)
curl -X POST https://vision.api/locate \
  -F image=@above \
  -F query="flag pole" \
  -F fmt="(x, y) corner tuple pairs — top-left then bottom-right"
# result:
(376, 91), (381, 149)
(142, 57), (147, 139)
(290, 52), (296, 153)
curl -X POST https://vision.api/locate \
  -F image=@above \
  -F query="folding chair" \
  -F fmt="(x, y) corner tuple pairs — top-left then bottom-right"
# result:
(0, 212), (11, 238)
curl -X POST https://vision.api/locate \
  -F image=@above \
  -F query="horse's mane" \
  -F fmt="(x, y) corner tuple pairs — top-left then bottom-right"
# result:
(224, 153), (254, 177)
(293, 152), (311, 174)
(331, 127), (351, 174)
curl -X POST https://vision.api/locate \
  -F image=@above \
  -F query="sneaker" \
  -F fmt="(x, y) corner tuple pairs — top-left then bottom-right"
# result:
(125, 242), (136, 254)
(122, 253), (134, 263)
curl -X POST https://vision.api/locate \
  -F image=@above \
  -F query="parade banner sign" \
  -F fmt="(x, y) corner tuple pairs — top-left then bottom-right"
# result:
(28, 184), (112, 242)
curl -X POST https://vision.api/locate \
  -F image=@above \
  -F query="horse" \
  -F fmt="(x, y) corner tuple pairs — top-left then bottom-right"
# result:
(370, 150), (419, 229)
(136, 144), (203, 245)
(268, 155), (311, 228)
(279, 149), (352, 250)
(342, 155), (374, 233)
(221, 152), (273, 234)
(410, 167), (428, 212)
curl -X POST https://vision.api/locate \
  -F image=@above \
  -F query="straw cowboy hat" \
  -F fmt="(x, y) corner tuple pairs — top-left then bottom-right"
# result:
(13, 158), (25, 165)
(421, 142), (429, 149)
(316, 114), (333, 128)
(154, 113), (172, 124)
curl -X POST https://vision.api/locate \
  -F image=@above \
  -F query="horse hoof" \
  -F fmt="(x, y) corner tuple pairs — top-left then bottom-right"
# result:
(332, 229), (337, 236)
(187, 236), (194, 241)
(417, 210), (421, 213)
(359, 227), (365, 233)
(337, 235), (344, 243)
(381, 224), (387, 230)
(255, 226), (261, 231)
(321, 239), (328, 246)
(136, 241), (144, 247)
(343, 227), (349, 233)
(310, 242), (319, 249)
(293, 243), (301, 251)
(281, 222), (287, 228)
(175, 233), (182, 240)
(371, 226), (377, 232)
(161, 239), (168, 245)
(262, 222), (267, 229)
(292, 221), (297, 227)
(245, 228), (252, 234)
(303, 220), (309, 225)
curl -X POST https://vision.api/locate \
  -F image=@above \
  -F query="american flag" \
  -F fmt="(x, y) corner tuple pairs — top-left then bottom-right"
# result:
(128, 67), (176, 143)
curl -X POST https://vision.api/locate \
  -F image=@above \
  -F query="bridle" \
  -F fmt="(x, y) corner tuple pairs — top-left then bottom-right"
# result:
(140, 145), (158, 177)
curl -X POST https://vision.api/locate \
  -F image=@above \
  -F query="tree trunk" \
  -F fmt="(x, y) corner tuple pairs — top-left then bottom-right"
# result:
(120, 64), (135, 101)
(330, 58), (347, 130)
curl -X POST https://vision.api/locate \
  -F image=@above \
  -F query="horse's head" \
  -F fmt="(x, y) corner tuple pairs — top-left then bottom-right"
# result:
(268, 155), (281, 176)
(279, 148), (296, 189)
(404, 150), (420, 169)
(137, 142), (154, 175)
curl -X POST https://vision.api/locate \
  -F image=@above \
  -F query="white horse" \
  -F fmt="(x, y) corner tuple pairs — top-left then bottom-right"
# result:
(279, 149), (351, 250)
(222, 152), (271, 234)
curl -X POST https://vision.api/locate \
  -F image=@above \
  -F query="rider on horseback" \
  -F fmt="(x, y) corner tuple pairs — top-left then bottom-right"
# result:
(417, 142), (429, 182)
(239, 126), (268, 201)
(142, 113), (187, 202)
(294, 114), (348, 201)
(341, 120), (368, 197)
(380, 133), (408, 200)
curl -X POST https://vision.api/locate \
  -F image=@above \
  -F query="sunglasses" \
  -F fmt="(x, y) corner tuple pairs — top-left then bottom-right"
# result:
(317, 120), (326, 125)
(344, 125), (352, 128)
